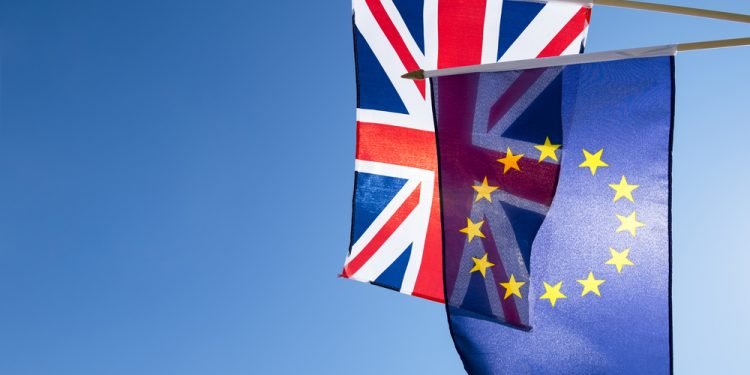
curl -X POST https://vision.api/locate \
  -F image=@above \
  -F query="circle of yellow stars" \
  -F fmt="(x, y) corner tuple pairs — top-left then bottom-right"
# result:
(459, 137), (646, 309)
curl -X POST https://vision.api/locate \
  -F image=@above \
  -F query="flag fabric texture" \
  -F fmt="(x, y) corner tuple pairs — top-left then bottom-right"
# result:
(344, 0), (592, 303)
(432, 53), (674, 372)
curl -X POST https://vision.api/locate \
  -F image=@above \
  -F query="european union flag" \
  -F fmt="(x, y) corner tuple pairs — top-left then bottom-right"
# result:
(432, 52), (674, 373)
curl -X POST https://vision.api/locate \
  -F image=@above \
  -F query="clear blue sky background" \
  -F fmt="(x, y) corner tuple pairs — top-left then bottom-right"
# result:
(0, 1), (747, 374)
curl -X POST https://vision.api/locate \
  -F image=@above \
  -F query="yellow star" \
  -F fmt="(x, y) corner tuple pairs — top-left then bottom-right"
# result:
(497, 147), (524, 173)
(472, 177), (499, 202)
(605, 247), (634, 273)
(616, 211), (645, 237)
(577, 272), (605, 297)
(459, 218), (486, 243)
(470, 253), (495, 278)
(579, 148), (609, 175)
(499, 275), (526, 299)
(539, 281), (566, 307)
(609, 176), (639, 203)
(534, 137), (561, 162)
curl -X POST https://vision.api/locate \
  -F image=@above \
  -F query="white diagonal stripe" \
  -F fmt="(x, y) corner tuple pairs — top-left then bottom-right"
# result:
(561, 24), (588, 56)
(498, 1), (581, 62)
(381, 0), (426, 67)
(355, 0), (431, 123)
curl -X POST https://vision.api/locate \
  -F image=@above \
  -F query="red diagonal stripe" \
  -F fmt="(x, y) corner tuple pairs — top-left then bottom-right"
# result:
(487, 7), (590, 132)
(537, 7), (590, 58)
(343, 183), (422, 278)
(356, 122), (437, 171)
(486, 69), (545, 132)
(365, 0), (426, 98)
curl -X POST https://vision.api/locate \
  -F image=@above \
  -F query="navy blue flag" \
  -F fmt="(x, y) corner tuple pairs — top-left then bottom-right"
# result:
(431, 52), (674, 373)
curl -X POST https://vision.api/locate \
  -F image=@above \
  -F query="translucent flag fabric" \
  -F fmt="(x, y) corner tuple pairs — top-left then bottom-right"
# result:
(433, 54), (673, 373)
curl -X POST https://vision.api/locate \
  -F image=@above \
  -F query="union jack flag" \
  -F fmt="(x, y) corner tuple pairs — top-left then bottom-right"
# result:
(435, 66), (567, 328)
(343, 0), (592, 303)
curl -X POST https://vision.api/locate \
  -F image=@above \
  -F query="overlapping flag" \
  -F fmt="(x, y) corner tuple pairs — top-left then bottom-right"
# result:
(338, 0), (711, 373)
(432, 49), (674, 372)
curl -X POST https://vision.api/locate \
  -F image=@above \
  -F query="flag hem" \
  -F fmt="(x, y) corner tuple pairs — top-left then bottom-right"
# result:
(667, 54), (676, 375)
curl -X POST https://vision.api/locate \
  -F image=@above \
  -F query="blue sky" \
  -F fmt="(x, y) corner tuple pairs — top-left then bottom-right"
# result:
(0, 1), (748, 374)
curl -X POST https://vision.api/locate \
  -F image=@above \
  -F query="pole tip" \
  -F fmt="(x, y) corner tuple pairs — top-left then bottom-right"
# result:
(401, 69), (425, 80)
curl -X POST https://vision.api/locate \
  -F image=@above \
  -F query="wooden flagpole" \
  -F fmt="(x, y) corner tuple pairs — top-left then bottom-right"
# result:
(594, 0), (750, 24)
(676, 37), (750, 51)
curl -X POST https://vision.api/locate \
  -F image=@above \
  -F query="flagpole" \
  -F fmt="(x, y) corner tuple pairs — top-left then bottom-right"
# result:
(676, 37), (750, 52)
(402, 37), (750, 80)
(521, 0), (750, 24)
(593, 0), (750, 24)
